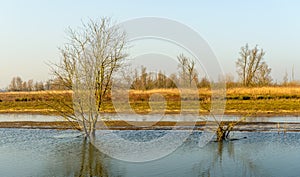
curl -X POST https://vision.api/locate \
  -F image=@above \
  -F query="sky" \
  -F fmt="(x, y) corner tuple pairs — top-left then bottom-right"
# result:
(0, 0), (300, 88)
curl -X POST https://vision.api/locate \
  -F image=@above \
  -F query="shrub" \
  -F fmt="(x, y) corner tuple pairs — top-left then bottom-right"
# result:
(242, 96), (251, 100)
(15, 98), (29, 102)
(257, 96), (264, 100)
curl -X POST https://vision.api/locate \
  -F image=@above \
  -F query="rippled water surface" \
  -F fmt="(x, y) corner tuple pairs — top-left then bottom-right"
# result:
(1, 128), (300, 177)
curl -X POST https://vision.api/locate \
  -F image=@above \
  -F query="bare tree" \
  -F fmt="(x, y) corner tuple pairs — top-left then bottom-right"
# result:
(140, 66), (148, 90)
(22, 81), (28, 91)
(27, 79), (34, 91)
(15, 77), (23, 91)
(8, 77), (17, 91)
(283, 71), (289, 86)
(166, 73), (178, 88)
(34, 81), (44, 91)
(8, 76), (23, 91)
(177, 54), (198, 87)
(255, 62), (272, 86)
(292, 64), (295, 82)
(156, 71), (167, 89)
(51, 18), (128, 139)
(43, 80), (49, 90)
(236, 44), (272, 86)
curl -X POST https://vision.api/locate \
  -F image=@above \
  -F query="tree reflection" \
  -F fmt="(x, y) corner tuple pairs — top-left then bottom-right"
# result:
(53, 138), (113, 177)
(197, 140), (268, 177)
(75, 139), (109, 177)
(52, 132), (272, 177)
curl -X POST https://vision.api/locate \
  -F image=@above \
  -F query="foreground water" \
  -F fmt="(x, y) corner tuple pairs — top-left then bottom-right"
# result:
(0, 128), (300, 177)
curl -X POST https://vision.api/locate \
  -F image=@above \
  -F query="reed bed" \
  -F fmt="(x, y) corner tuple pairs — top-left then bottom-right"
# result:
(0, 87), (299, 115)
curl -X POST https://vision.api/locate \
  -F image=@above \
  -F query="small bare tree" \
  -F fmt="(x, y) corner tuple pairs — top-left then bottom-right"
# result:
(236, 44), (272, 86)
(51, 18), (128, 139)
(201, 105), (248, 142)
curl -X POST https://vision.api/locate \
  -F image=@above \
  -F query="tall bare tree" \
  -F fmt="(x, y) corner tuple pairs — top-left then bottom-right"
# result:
(236, 44), (272, 86)
(283, 70), (289, 86)
(177, 54), (198, 87)
(51, 18), (128, 139)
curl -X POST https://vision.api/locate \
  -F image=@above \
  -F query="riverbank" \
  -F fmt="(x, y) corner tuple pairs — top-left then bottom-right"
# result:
(1, 120), (300, 132)
(0, 87), (299, 116)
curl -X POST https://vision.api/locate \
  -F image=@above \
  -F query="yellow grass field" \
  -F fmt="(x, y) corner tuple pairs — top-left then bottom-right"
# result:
(0, 87), (299, 116)
(226, 87), (300, 96)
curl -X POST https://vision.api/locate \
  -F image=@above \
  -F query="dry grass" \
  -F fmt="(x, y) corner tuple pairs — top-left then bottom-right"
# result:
(0, 90), (72, 96)
(0, 87), (299, 116)
(227, 87), (300, 96)
(130, 86), (300, 97)
(130, 88), (211, 95)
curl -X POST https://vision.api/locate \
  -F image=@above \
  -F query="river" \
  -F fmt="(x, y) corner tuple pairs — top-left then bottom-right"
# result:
(0, 114), (300, 177)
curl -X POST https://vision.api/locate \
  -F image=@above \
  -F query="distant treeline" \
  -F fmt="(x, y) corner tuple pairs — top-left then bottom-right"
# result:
(7, 77), (68, 92)
(6, 69), (300, 92)
(124, 66), (299, 90)
(5, 43), (300, 92)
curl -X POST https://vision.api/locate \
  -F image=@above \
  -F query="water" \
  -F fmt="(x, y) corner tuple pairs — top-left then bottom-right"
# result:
(0, 128), (300, 177)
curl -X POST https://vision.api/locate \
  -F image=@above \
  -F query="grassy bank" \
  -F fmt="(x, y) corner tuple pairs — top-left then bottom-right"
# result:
(0, 87), (299, 116)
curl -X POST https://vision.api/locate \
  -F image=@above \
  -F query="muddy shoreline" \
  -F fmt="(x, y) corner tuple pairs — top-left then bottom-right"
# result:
(0, 110), (299, 117)
(1, 120), (300, 132)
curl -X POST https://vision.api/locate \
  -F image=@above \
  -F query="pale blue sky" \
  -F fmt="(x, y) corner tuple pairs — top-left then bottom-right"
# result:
(0, 0), (300, 88)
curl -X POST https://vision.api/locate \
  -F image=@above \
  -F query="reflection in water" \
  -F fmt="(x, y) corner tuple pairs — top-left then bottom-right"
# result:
(1, 129), (300, 177)
(198, 141), (265, 177)
(77, 140), (108, 177)
(54, 139), (113, 177)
